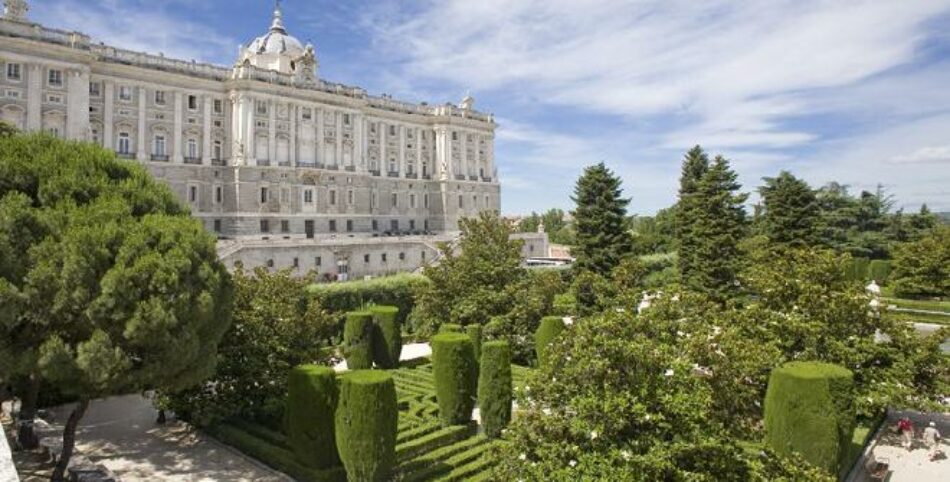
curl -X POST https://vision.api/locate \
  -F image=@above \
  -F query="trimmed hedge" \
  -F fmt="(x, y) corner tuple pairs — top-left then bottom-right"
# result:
(466, 325), (483, 363)
(210, 423), (345, 482)
(288, 365), (339, 469)
(369, 305), (402, 369)
(431, 333), (478, 426)
(306, 273), (428, 323)
(439, 323), (463, 334)
(764, 361), (855, 474)
(535, 316), (565, 367)
(477, 341), (512, 438)
(335, 370), (398, 482)
(868, 259), (892, 284)
(846, 257), (870, 281)
(343, 312), (374, 370)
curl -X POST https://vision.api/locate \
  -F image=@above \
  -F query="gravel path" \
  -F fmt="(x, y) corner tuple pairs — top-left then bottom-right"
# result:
(46, 395), (287, 482)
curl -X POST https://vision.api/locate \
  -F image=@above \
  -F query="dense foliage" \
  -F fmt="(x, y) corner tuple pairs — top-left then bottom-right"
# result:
(764, 362), (855, 475)
(334, 370), (397, 482)
(306, 273), (429, 337)
(516, 208), (575, 245)
(368, 305), (401, 369)
(287, 365), (340, 470)
(431, 333), (478, 426)
(571, 163), (632, 276)
(757, 171), (821, 248)
(889, 225), (950, 298)
(477, 341), (513, 439)
(343, 312), (375, 370)
(0, 133), (233, 478)
(534, 316), (566, 368)
(162, 268), (334, 427)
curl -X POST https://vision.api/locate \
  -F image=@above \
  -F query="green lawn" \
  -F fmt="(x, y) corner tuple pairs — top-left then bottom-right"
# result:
(883, 297), (950, 314)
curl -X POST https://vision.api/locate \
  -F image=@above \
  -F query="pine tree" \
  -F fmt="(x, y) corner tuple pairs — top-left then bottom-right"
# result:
(684, 155), (748, 302)
(570, 163), (632, 276)
(758, 171), (820, 248)
(675, 146), (710, 285)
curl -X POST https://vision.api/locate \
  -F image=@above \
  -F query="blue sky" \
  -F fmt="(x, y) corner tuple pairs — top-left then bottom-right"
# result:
(30, 0), (950, 215)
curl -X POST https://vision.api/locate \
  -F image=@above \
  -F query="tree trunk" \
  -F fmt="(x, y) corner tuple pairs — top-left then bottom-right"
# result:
(50, 398), (89, 482)
(16, 373), (40, 449)
(156, 409), (166, 424)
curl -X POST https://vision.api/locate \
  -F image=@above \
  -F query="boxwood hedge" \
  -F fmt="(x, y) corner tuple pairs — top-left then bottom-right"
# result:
(343, 311), (374, 370)
(368, 305), (402, 369)
(431, 333), (478, 426)
(477, 340), (512, 438)
(334, 370), (397, 482)
(287, 365), (340, 470)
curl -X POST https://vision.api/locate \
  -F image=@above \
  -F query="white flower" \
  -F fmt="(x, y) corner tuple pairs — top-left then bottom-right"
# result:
(644, 414), (651, 421)
(542, 408), (552, 416)
(519, 453), (527, 461)
(569, 460), (577, 468)
(664, 369), (674, 377)
(590, 431), (598, 440)
(676, 330), (685, 337)
(563, 316), (575, 326)
(552, 377), (557, 383)
(621, 450), (632, 461)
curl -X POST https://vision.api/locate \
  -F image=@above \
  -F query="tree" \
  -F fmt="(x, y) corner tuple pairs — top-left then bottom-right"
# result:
(890, 226), (950, 298)
(675, 146), (710, 283)
(570, 163), (632, 276)
(0, 133), (233, 480)
(681, 155), (748, 302)
(162, 268), (336, 427)
(757, 171), (820, 248)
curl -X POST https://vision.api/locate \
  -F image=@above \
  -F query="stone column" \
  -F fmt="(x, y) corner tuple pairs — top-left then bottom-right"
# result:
(334, 111), (343, 166)
(202, 94), (212, 164)
(289, 104), (297, 165)
(268, 99), (277, 163)
(172, 91), (183, 163)
(398, 124), (406, 176)
(136, 86), (147, 161)
(353, 113), (364, 170)
(65, 68), (89, 141)
(316, 108), (324, 165)
(103, 81), (114, 150)
(379, 121), (387, 172)
(26, 64), (41, 131)
(245, 96), (256, 165)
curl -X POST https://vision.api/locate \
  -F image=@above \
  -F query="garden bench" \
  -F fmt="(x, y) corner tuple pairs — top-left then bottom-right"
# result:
(864, 453), (889, 481)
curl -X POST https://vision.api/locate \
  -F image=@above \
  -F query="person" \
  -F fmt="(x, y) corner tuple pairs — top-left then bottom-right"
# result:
(898, 417), (914, 450)
(922, 421), (942, 459)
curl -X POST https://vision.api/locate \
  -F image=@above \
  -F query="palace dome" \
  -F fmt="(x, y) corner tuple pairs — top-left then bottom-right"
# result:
(246, 6), (305, 57)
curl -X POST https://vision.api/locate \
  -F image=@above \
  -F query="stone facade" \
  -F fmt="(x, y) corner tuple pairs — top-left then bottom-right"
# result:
(0, 1), (516, 276)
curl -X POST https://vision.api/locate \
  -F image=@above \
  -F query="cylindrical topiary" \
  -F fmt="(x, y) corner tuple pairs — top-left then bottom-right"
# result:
(535, 316), (565, 367)
(764, 361), (855, 474)
(343, 311), (375, 370)
(477, 340), (512, 438)
(868, 259), (892, 284)
(335, 370), (398, 482)
(466, 324), (483, 363)
(439, 323), (463, 334)
(368, 305), (402, 369)
(287, 365), (340, 469)
(431, 333), (478, 426)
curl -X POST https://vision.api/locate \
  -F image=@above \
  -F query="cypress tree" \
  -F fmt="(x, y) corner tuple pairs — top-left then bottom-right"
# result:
(758, 171), (820, 248)
(570, 163), (632, 276)
(675, 146), (710, 286)
(684, 155), (748, 302)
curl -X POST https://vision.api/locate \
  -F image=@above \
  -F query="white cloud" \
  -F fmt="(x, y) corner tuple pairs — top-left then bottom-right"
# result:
(888, 146), (950, 165)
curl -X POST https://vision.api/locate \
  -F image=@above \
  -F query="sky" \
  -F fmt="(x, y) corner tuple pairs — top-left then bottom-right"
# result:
(29, 0), (950, 215)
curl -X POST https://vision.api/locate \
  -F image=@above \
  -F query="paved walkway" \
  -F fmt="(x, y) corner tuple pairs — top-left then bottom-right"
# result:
(858, 410), (950, 482)
(47, 395), (287, 482)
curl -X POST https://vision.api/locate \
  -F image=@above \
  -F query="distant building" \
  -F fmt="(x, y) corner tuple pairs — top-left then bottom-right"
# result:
(0, 1), (543, 278)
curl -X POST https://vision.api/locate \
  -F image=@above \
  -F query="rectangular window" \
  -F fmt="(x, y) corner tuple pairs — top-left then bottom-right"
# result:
(119, 86), (132, 101)
(422, 251), (426, 260)
(315, 256), (321, 266)
(213, 141), (222, 160)
(118, 132), (131, 154)
(293, 257), (299, 268)
(188, 185), (198, 203)
(452, 131), (458, 141)
(409, 220), (416, 230)
(280, 187), (290, 204)
(256, 101), (267, 115)
(88, 82), (101, 97)
(260, 219), (270, 233)
(329, 190), (337, 205)
(364, 254), (370, 263)
(424, 194), (429, 208)
(382, 253), (388, 262)
(153, 135), (166, 156)
(154, 90), (166, 105)
(346, 220), (353, 232)
(410, 194), (416, 209)
(188, 95), (198, 110)
(390, 220), (398, 231)
(371, 192), (377, 209)
(213, 219), (222, 233)
(399, 252), (405, 261)
(343, 113), (351, 125)
(389, 125), (396, 136)
(281, 220), (290, 233)
(213, 99), (223, 114)
(458, 195), (463, 209)
(304, 189), (313, 203)
(391, 193), (398, 208)
(302, 108), (312, 120)
(372, 219), (378, 231)
(47, 69), (63, 87)
(215, 186), (223, 204)
(5, 62), (21, 81)
(260, 187), (269, 204)
(329, 220), (337, 232)
(347, 190), (354, 205)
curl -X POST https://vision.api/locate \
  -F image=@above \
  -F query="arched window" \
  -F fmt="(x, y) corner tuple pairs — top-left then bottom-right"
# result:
(117, 132), (131, 155)
(187, 138), (198, 159)
(213, 140), (223, 161)
(153, 135), (166, 156)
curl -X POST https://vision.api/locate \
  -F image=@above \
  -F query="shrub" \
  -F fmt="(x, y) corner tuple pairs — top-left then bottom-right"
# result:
(535, 316), (565, 367)
(306, 273), (430, 339)
(368, 305), (401, 369)
(764, 361), (855, 474)
(891, 226), (950, 298)
(211, 423), (345, 482)
(551, 293), (576, 316)
(466, 324), (483, 363)
(287, 365), (339, 469)
(847, 257), (870, 281)
(868, 260), (891, 284)
(431, 333), (478, 425)
(477, 341), (512, 438)
(334, 370), (397, 482)
(439, 323), (463, 334)
(343, 312), (374, 370)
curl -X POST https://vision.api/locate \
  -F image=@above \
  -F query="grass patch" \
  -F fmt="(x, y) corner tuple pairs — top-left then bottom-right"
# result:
(885, 310), (950, 326)
(884, 297), (950, 314)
